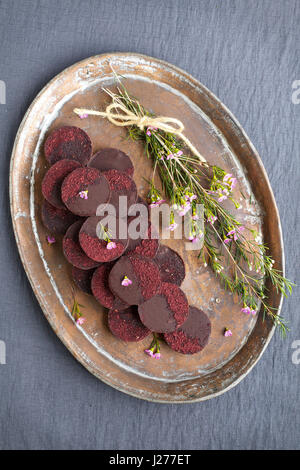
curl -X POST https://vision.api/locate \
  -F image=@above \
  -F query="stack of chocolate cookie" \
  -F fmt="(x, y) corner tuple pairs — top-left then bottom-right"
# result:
(41, 125), (211, 355)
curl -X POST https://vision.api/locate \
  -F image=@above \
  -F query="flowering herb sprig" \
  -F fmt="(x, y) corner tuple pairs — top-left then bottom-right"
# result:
(104, 82), (294, 336)
(71, 299), (86, 325)
(145, 334), (161, 359)
(98, 223), (116, 250)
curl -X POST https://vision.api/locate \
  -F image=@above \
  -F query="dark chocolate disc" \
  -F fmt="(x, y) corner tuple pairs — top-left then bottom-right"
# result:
(126, 220), (159, 258)
(44, 126), (92, 165)
(108, 306), (150, 342)
(79, 215), (128, 262)
(164, 306), (211, 354)
(72, 266), (95, 295)
(61, 167), (110, 216)
(91, 263), (115, 308)
(91, 263), (129, 310)
(88, 148), (134, 176)
(138, 282), (189, 333)
(108, 254), (161, 306)
(42, 159), (81, 209)
(153, 245), (185, 285)
(63, 220), (100, 270)
(41, 200), (79, 235)
(102, 169), (137, 217)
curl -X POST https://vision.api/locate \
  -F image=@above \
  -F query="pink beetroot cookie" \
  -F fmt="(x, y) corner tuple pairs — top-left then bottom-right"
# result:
(88, 148), (134, 176)
(72, 266), (95, 295)
(138, 282), (189, 333)
(153, 245), (185, 285)
(91, 263), (129, 310)
(108, 254), (161, 306)
(79, 215), (128, 262)
(108, 306), (150, 342)
(61, 167), (110, 217)
(102, 169), (137, 217)
(164, 306), (211, 354)
(44, 126), (92, 165)
(41, 200), (79, 235)
(42, 159), (81, 209)
(63, 220), (100, 270)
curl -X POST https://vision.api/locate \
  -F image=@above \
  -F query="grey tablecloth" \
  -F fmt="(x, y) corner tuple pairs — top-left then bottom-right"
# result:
(0, 0), (299, 450)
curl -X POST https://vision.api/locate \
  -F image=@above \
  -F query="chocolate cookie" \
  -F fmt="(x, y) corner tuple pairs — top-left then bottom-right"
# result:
(126, 220), (159, 258)
(153, 245), (185, 285)
(108, 254), (161, 306)
(42, 159), (81, 209)
(79, 215), (128, 262)
(61, 167), (110, 216)
(72, 266), (95, 295)
(138, 282), (189, 333)
(91, 263), (129, 310)
(102, 169), (137, 217)
(63, 220), (100, 270)
(44, 126), (92, 165)
(88, 148), (134, 176)
(164, 306), (211, 354)
(108, 306), (150, 342)
(41, 200), (79, 235)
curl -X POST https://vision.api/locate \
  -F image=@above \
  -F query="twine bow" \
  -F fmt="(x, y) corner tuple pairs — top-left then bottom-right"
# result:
(73, 99), (207, 163)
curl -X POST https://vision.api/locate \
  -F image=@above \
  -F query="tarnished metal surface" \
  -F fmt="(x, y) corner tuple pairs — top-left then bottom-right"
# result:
(9, 53), (284, 402)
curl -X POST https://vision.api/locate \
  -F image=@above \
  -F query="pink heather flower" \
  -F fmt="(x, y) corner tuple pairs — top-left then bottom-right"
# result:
(224, 328), (233, 337)
(184, 194), (197, 203)
(168, 222), (178, 231)
(176, 150), (183, 156)
(106, 241), (116, 250)
(76, 317), (86, 325)
(223, 173), (232, 182)
(149, 199), (165, 208)
(79, 190), (88, 199)
(227, 229), (236, 236)
(218, 194), (227, 202)
(208, 215), (217, 225)
(144, 349), (154, 357)
(241, 306), (251, 315)
(178, 202), (191, 216)
(230, 177), (237, 189)
(166, 153), (175, 160)
(224, 238), (231, 244)
(154, 352), (161, 359)
(79, 114), (88, 119)
(47, 235), (56, 244)
(250, 309), (257, 316)
(223, 173), (237, 189)
(146, 126), (157, 136)
(121, 276), (132, 287)
(238, 226), (245, 232)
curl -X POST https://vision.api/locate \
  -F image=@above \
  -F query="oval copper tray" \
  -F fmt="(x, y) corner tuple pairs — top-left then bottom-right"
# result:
(9, 53), (284, 402)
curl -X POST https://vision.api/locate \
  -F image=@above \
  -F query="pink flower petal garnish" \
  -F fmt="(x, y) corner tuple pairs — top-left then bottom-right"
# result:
(168, 222), (178, 231)
(241, 306), (251, 315)
(144, 349), (154, 357)
(76, 317), (86, 325)
(47, 235), (56, 244)
(224, 328), (232, 337)
(106, 241), (116, 250)
(121, 276), (132, 287)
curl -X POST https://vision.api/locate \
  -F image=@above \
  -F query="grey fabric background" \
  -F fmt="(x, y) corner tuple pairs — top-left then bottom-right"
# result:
(0, 0), (299, 450)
